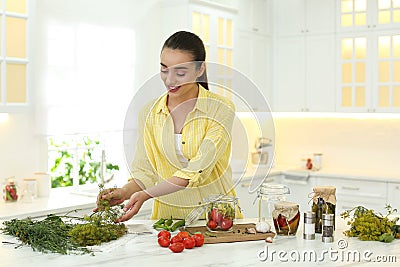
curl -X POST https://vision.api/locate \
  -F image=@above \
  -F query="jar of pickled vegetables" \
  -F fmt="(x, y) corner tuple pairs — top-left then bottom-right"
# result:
(206, 195), (237, 232)
(272, 201), (300, 236)
(3, 179), (18, 202)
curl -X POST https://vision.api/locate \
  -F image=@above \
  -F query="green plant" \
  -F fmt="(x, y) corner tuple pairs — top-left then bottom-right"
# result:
(48, 136), (119, 188)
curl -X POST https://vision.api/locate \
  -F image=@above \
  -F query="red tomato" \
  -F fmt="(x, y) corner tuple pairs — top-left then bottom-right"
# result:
(158, 236), (170, 247)
(211, 208), (223, 225)
(169, 242), (185, 253)
(170, 235), (183, 244)
(207, 220), (217, 229)
(176, 231), (189, 239)
(183, 237), (196, 249)
(221, 218), (233, 230)
(157, 230), (171, 239)
(192, 233), (204, 247)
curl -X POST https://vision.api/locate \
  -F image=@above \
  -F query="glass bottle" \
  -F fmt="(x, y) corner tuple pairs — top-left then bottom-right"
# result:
(258, 184), (290, 226)
(314, 197), (325, 234)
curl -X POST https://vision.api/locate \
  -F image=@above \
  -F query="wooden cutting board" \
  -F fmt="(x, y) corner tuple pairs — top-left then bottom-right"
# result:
(185, 223), (275, 244)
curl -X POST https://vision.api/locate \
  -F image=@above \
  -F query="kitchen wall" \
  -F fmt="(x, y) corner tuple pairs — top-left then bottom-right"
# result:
(273, 117), (400, 173)
(235, 115), (400, 175)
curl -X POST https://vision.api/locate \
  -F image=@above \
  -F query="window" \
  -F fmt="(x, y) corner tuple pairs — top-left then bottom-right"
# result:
(0, 0), (28, 109)
(42, 23), (136, 187)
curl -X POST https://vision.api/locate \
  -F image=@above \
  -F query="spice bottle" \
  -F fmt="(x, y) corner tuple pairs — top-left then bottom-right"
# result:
(322, 213), (335, 243)
(311, 186), (336, 232)
(303, 211), (315, 240)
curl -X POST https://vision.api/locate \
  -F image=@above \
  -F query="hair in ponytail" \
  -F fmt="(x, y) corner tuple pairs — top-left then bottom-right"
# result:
(162, 31), (209, 90)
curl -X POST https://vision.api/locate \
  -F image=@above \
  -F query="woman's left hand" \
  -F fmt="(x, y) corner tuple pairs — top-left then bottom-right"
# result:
(115, 191), (150, 222)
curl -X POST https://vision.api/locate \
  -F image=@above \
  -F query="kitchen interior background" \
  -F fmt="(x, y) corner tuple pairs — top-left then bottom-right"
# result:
(0, 0), (400, 187)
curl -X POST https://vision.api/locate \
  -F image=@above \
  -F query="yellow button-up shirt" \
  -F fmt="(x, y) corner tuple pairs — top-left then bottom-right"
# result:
(131, 85), (241, 219)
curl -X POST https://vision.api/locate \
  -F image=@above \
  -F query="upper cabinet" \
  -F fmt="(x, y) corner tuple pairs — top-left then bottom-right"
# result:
(338, 0), (400, 32)
(236, 0), (272, 35)
(275, 0), (336, 36)
(273, 0), (336, 112)
(0, 0), (29, 112)
(337, 0), (400, 112)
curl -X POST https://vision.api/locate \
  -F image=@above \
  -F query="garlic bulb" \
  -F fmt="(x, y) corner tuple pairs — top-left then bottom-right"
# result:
(256, 221), (271, 233)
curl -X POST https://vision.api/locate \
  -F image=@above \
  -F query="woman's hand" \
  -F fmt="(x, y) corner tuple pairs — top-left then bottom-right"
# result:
(115, 191), (151, 222)
(93, 187), (129, 212)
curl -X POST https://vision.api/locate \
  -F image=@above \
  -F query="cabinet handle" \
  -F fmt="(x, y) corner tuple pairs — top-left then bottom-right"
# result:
(341, 206), (354, 210)
(395, 186), (400, 190)
(341, 186), (360, 191)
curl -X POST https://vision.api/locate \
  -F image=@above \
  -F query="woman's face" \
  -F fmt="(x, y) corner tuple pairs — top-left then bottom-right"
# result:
(160, 48), (204, 96)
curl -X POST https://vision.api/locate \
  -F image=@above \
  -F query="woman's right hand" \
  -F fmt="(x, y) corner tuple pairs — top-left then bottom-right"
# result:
(93, 187), (129, 212)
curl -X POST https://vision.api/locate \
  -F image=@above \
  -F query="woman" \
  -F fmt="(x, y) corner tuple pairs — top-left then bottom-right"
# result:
(96, 31), (240, 222)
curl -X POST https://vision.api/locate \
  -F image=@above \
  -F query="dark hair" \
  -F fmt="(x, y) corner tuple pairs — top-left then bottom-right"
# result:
(162, 31), (209, 90)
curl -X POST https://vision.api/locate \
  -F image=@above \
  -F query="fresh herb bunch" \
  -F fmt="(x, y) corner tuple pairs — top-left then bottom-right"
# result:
(68, 185), (127, 246)
(1, 185), (128, 254)
(341, 205), (399, 243)
(2, 214), (91, 255)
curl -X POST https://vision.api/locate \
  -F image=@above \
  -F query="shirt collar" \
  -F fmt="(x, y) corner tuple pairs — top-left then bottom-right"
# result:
(155, 84), (209, 115)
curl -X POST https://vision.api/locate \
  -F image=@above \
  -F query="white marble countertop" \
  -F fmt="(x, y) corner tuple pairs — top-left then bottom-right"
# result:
(0, 187), (97, 221)
(235, 164), (400, 183)
(1, 218), (399, 267)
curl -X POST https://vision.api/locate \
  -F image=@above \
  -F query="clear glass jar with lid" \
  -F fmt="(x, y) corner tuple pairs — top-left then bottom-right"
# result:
(257, 184), (290, 225)
(205, 194), (237, 232)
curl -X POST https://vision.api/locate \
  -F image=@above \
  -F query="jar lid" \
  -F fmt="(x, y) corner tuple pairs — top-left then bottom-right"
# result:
(204, 194), (237, 204)
(274, 201), (299, 210)
(259, 184), (290, 196)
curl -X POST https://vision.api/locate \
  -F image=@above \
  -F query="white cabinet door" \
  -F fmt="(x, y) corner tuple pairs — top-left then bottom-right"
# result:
(237, 0), (272, 34)
(305, 35), (336, 111)
(387, 182), (400, 209)
(274, 34), (335, 112)
(274, 0), (336, 36)
(274, 36), (306, 111)
(234, 31), (272, 111)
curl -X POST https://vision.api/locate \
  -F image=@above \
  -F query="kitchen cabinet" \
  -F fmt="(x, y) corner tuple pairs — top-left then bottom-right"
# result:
(233, 30), (272, 111)
(236, 0), (272, 35)
(315, 176), (387, 214)
(338, 0), (400, 33)
(274, 0), (336, 36)
(272, 0), (336, 112)
(387, 182), (400, 208)
(0, 0), (30, 112)
(337, 0), (400, 112)
(274, 35), (336, 112)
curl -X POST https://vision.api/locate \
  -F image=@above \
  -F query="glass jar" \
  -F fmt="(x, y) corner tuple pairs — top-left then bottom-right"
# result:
(3, 179), (18, 202)
(272, 201), (300, 236)
(258, 184), (290, 225)
(206, 195), (237, 232)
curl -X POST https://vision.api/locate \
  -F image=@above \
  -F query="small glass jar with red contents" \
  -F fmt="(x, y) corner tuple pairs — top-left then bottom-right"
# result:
(272, 201), (300, 236)
(3, 179), (18, 202)
(206, 195), (237, 232)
